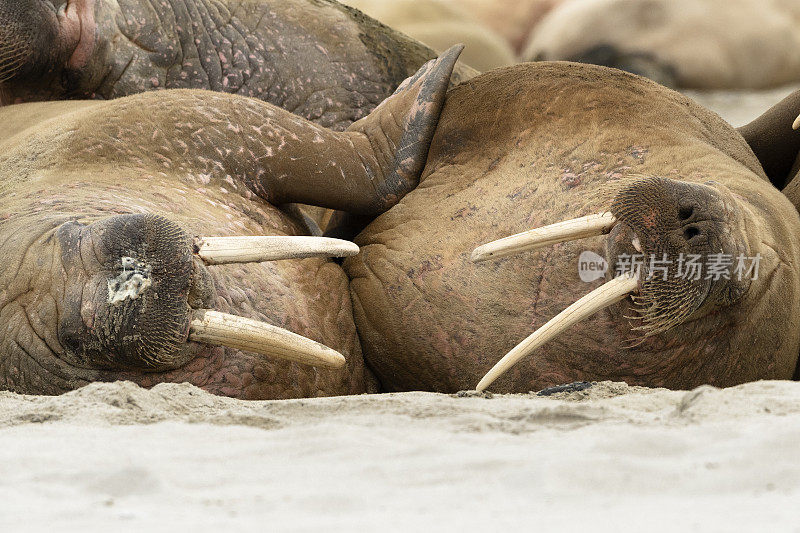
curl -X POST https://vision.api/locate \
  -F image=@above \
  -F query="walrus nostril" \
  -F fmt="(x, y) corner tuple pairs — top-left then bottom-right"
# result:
(684, 226), (701, 240)
(678, 206), (694, 221)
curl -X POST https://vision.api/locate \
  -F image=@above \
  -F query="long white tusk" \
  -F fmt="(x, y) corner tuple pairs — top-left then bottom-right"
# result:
(189, 310), (346, 369)
(475, 272), (638, 392)
(196, 236), (359, 265)
(793, 113), (800, 131)
(471, 212), (617, 263)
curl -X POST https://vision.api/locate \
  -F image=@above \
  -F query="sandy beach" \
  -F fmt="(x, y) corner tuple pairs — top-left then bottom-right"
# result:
(2, 380), (799, 531)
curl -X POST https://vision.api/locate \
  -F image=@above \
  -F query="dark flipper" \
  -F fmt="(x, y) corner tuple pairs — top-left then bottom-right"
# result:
(347, 44), (465, 208)
(257, 45), (463, 219)
(322, 45), (464, 239)
(738, 90), (800, 192)
(57, 46), (462, 222)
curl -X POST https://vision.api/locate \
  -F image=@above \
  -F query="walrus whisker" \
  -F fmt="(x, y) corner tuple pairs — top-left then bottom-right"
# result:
(0, 53), (29, 83)
(194, 236), (359, 265)
(475, 272), (639, 391)
(471, 212), (617, 263)
(188, 310), (346, 369)
(0, 46), (30, 65)
(0, 48), (28, 62)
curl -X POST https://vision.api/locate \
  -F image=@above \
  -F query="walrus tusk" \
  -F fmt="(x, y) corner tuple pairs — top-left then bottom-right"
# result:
(475, 272), (638, 392)
(195, 236), (359, 264)
(471, 212), (617, 263)
(189, 310), (346, 369)
(793, 114), (800, 131)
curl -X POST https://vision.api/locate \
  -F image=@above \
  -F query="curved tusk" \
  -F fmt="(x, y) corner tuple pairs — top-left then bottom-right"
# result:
(189, 310), (346, 369)
(471, 212), (617, 263)
(475, 272), (638, 392)
(793, 114), (800, 131)
(195, 236), (359, 265)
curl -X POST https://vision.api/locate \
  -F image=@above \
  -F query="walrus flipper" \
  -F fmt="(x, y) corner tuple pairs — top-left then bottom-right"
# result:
(48, 47), (461, 225)
(738, 89), (800, 195)
(346, 44), (464, 207)
(244, 45), (462, 222)
(321, 45), (464, 239)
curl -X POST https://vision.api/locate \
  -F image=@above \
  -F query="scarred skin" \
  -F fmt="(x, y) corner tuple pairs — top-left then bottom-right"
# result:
(345, 63), (800, 392)
(0, 0), (475, 130)
(0, 48), (462, 398)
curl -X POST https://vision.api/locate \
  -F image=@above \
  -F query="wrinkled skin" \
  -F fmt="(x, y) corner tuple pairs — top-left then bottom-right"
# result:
(346, 63), (800, 392)
(0, 47), (461, 398)
(0, 95), (367, 399)
(0, 0), (475, 130)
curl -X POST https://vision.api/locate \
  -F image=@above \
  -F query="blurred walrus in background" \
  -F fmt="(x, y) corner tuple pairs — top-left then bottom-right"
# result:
(342, 62), (800, 393)
(441, 0), (563, 54)
(0, 47), (462, 399)
(524, 0), (800, 89)
(0, 0), (475, 130)
(341, 0), (516, 71)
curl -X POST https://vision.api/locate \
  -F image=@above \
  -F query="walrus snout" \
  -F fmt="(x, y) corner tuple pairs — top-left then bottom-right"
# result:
(472, 176), (752, 391)
(610, 177), (733, 254)
(0, 0), (42, 83)
(53, 214), (354, 374)
(0, 0), (93, 98)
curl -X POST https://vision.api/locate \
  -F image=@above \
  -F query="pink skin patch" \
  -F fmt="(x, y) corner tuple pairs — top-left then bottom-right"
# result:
(59, 0), (96, 70)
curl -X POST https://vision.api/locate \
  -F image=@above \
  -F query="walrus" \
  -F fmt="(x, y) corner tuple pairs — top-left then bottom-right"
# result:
(340, 0), (516, 71)
(0, 47), (462, 398)
(0, 0), (476, 130)
(523, 0), (800, 89)
(440, 0), (562, 54)
(343, 61), (800, 393)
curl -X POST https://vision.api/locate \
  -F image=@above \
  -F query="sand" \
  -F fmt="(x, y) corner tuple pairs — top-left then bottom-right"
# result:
(3, 86), (800, 532)
(1, 380), (799, 531)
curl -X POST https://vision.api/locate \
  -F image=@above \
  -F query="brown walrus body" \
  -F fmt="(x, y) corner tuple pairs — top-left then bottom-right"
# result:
(345, 62), (800, 392)
(0, 0), (475, 130)
(0, 49), (462, 398)
(6, 50), (800, 397)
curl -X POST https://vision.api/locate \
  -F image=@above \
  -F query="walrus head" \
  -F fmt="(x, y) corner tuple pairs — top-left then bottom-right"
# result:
(9, 212), (357, 380)
(0, 0), (96, 103)
(472, 174), (791, 391)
